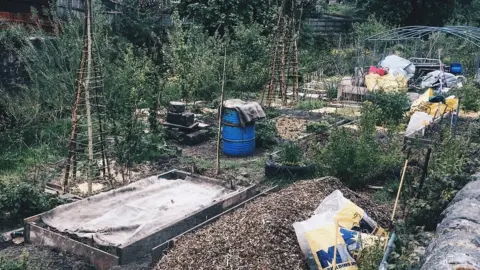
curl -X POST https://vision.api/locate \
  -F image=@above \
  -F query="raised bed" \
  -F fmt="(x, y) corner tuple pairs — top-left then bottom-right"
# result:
(24, 170), (260, 270)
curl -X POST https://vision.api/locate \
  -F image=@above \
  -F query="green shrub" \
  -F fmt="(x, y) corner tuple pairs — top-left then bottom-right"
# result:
(357, 240), (384, 270)
(458, 83), (480, 112)
(296, 99), (325, 111)
(255, 120), (279, 149)
(0, 256), (27, 270)
(0, 181), (65, 229)
(406, 131), (472, 230)
(317, 102), (402, 189)
(279, 142), (302, 165)
(367, 92), (409, 126)
(323, 79), (339, 100)
(263, 107), (281, 119)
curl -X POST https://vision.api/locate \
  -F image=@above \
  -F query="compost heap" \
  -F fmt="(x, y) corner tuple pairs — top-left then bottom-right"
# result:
(156, 177), (391, 270)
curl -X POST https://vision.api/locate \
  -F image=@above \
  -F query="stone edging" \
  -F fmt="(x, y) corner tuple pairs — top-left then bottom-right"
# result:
(420, 173), (480, 270)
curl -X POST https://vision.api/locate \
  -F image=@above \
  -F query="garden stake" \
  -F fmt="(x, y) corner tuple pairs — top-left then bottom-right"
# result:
(384, 159), (408, 252)
(216, 47), (227, 175)
(392, 159), (409, 221)
(332, 219), (339, 270)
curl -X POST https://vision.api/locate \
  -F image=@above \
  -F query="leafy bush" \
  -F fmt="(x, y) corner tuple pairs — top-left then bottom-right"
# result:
(406, 131), (472, 230)
(263, 107), (281, 119)
(296, 100), (325, 111)
(367, 92), (409, 126)
(357, 239), (384, 270)
(0, 181), (65, 229)
(353, 16), (390, 44)
(279, 142), (302, 166)
(458, 83), (480, 112)
(255, 120), (279, 149)
(317, 102), (403, 189)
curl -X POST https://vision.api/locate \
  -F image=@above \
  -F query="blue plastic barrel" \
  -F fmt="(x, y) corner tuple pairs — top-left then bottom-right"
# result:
(222, 109), (255, 156)
(450, 63), (462, 74)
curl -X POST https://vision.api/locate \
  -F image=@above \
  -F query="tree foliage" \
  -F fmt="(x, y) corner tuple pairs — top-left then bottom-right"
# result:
(347, 0), (477, 26)
(177, 0), (280, 35)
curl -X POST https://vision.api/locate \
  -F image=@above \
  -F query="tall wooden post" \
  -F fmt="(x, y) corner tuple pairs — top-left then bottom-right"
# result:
(216, 48), (227, 175)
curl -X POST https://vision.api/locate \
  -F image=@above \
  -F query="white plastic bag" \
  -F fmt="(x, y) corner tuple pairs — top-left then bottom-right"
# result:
(380, 55), (415, 78)
(406, 112), (432, 135)
(314, 190), (385, 236)
(293, 190), (387, 269)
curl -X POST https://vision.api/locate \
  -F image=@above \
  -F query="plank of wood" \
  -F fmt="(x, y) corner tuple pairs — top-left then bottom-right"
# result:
(27, 223), (119, 270)
(162, 121), (199, 131)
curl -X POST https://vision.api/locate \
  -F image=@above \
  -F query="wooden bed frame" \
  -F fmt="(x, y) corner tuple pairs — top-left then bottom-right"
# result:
(24, 170), (261, 270)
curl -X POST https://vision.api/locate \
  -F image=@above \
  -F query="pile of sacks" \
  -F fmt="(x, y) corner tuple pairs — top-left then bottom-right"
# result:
(364, 55), (414, 92)
(294, 190), (387, 270)
(405, 88), (459, 135)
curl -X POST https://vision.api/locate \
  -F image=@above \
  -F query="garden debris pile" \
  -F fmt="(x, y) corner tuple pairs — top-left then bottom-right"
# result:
(156, 177), (391, 270)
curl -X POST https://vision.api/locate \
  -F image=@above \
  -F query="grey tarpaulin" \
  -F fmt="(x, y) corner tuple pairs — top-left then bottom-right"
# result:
(223, 99), (266, 126)
(41, 176), (230, 247)
(420, 71), (458, 90)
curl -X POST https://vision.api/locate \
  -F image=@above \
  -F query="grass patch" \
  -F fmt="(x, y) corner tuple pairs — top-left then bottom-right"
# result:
(0, 254), (28, 270)
(184, 155), (265, 174)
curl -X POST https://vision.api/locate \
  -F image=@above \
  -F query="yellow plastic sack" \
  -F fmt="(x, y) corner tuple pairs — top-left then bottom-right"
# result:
(305, 223), (358, 270)
(427, 97), (459, 117)
(409, 89), (459, 117)
(294, 191), (388, 270)
(364, 73), (408, 92)
(365, 73), (380, 91)
(377, 74), (399, 92)
(314, 190), (386, 237)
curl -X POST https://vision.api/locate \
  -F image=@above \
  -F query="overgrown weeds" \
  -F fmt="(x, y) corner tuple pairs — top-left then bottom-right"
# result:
(0, 252), (28, 270)
(0, 180), (65, 230)
(279, 142), (302, 166)
(306, 121), (331, 134)
(323, 78), (339, 100)
(367, 92), (410, 126)
(452, 83), (480, 112)
(317, 102), (403, 189)
(357, 240), (385, 270)
(405, 129), (473, 230)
